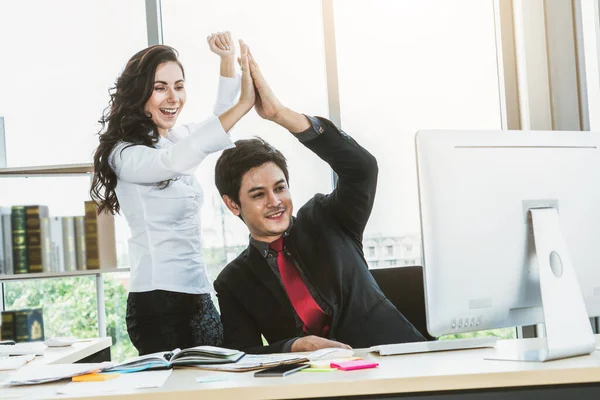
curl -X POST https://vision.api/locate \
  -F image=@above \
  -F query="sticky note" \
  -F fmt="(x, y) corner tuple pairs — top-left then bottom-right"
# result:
(330, 360), (379, 371)
(72, 373), (120, 382)
(310, 357), (361, 369)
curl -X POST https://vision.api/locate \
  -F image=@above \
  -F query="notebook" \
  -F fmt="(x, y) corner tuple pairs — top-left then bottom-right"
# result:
(103, 345), (245, 373)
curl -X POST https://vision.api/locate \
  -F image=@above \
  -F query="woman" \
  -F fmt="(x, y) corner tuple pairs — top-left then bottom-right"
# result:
(90, 32), (255, 355)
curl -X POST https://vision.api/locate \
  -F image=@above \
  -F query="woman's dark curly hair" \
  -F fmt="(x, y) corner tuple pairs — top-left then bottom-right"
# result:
(90, 45), (184, 215)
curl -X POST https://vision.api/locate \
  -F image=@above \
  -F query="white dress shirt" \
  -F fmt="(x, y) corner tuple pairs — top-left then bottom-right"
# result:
(109, 75), (239, 294)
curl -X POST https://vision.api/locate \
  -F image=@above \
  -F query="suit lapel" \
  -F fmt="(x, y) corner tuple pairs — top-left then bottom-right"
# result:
(244, 245), (294, 313)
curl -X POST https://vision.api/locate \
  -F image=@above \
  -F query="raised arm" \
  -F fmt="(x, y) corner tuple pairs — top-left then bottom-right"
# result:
(110, 37), (256, 185)
(207, 31), (236, 78)
(248, 50), (378, 239)
(217, 39), (254, 132)
(109, 117), (234, 184)
(207, 31), (241, 115)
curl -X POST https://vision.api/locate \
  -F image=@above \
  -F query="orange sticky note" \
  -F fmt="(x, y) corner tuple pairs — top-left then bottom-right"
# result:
(72, 373), (120, 382)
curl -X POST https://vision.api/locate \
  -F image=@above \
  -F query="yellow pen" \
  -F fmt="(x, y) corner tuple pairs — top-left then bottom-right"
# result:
(72, 373), (120, 382)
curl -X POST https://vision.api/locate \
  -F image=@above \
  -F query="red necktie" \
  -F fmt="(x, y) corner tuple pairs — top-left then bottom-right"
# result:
(269, 237), (328, 335)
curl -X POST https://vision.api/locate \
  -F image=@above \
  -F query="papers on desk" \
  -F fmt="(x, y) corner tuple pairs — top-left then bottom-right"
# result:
(196, 353), (309, 372)
(2, 362), (112, 385)
(57, 370), (172, 395)
(0, 342), (46, 356)
(0, 354), (35, 370)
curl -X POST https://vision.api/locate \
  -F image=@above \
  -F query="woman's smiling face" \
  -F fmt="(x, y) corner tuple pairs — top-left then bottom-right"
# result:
(144, 61), (186, 137)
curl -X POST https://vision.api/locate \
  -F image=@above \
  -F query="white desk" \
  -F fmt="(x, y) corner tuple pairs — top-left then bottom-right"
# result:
(1, 336), (600, 399)
(0, 337), (111, 398)
(37, 338), (112, 365)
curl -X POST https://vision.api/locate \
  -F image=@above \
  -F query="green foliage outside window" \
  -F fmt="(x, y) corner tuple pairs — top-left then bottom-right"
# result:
(440, 327), (516, 341)
(4, 276), (136, 362)
(2, 269), (516, 363)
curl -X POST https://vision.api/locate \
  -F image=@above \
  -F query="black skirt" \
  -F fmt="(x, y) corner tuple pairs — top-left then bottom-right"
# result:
(126, 290), (223, 355)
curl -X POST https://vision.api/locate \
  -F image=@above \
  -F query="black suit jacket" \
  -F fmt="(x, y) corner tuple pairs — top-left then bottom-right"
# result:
(214, 117), (425, 353)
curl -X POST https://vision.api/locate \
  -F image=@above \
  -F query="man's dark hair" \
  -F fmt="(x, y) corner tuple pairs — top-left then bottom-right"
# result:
(215, 137), (290, 205)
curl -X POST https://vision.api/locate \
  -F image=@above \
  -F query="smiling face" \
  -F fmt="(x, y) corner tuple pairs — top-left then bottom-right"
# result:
(144, 61), (186, 137)
(223, 162), (294, 243)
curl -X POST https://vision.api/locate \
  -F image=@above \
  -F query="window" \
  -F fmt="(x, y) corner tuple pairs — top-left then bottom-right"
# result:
(368, 246), (376, 257)
(161, 0), (332, 281)
(389, 260), (397, 266)
(333, 0), (502, 257)
(5, 274), (133, 361)
(579, 0), (600, 131)
(405, 244), (413, 252)
(386, 245), (394, 257)
(0, 0), (147, 362)
(0, 1), (147, 167)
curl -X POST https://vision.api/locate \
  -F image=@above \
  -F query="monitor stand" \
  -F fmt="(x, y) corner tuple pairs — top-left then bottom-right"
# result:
(487, 207), (596, 362)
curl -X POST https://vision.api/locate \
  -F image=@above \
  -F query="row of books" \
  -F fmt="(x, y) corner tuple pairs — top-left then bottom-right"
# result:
(0, 201), (117, 275)
(1, 308), (44, 342)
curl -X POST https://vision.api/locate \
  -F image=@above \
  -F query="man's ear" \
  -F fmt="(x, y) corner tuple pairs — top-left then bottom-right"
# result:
(222, 195), (241, 216)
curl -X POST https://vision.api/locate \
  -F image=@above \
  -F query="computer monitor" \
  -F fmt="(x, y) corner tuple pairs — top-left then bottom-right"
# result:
(415, 130), (600, 361)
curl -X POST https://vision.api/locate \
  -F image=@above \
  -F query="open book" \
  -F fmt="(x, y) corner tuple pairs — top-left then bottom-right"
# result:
(103, 345), (245, 373)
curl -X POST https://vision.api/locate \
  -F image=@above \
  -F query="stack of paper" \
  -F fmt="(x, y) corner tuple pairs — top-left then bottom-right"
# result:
(197, 354), (309, 372)
(3, 362), (112, 385)
(0, 342), (46, 356)
(57, 370), (172, 395)
(0, 354), (35, 371)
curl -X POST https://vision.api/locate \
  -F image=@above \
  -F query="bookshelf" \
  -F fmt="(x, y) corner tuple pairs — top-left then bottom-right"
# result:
(0, 163), (125, 338)
(0, 163), (93, 177)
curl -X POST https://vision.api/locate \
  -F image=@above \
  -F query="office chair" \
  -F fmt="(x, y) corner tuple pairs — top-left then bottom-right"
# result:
(370, 265), (435, 341)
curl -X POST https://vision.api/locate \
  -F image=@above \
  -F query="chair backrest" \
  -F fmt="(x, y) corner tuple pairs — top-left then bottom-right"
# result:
(370, 266), (435, 341)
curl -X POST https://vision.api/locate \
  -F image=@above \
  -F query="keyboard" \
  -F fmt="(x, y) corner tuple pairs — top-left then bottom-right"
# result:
(0, 342), (47, 356)
(369, 337), (497, 356)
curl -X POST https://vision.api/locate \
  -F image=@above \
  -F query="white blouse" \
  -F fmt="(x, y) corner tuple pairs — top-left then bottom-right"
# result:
(109, 75), (239, 294)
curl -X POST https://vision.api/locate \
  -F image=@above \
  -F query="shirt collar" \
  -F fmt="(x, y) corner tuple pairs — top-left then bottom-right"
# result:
(151, 130), (178, 148)
(250, 218), (294, 258)
(166, 128), (185, 143)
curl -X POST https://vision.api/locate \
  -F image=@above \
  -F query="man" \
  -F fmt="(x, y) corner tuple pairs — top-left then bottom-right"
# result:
(214, 53), (425, 354)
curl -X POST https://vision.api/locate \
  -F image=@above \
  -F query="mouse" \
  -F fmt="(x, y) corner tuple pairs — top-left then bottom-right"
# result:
(44, 337), (77, 347)
(307, 347), (355, 361)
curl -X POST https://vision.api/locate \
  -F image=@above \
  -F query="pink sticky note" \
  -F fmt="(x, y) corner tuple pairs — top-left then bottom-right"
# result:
(330, 360), (379, 371)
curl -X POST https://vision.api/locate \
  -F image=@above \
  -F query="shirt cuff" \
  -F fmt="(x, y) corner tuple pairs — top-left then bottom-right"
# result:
(213, 75), (241, 115)
(282, 337), (300, 353)
(291, 115), (326, 143)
